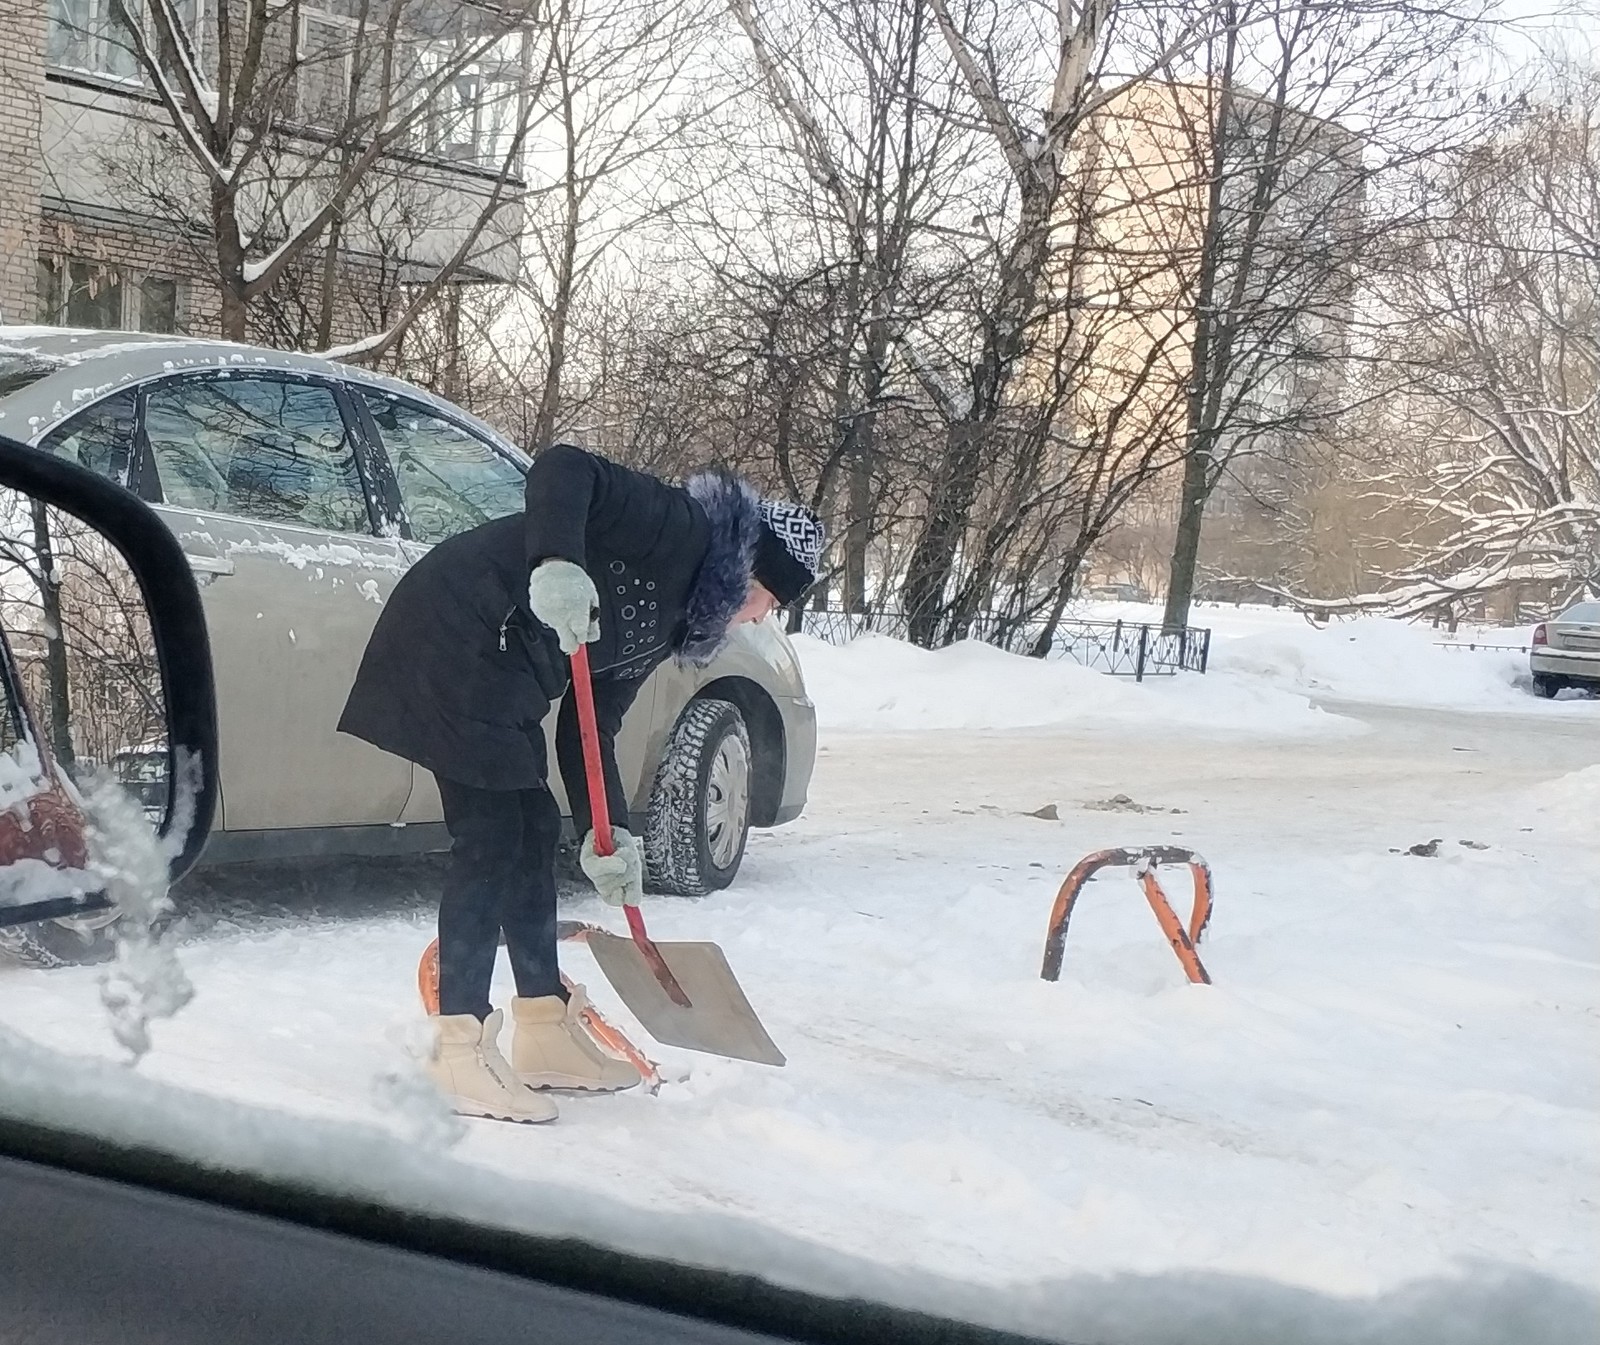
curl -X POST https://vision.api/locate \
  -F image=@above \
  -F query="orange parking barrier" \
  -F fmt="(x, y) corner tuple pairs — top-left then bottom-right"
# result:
(1041, 846), (1214, 986)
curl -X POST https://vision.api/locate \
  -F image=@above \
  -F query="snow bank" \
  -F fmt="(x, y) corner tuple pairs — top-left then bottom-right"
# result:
(1, 687), (1596, 1342)
(789, 607), (1598, 738)
(791, 634), (1343, 737)
(1209, 617), (1533, 709)
(0, 1023), (1590, 1345)
(1521, 765), (1600, 842)
(1073, 603), (1585, 713)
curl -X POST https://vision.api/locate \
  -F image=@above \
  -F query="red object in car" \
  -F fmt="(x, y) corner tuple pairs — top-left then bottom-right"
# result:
(0, 766), (91, 874)
(1, 621), (98, 926)
(1532, 623), (1549, 647)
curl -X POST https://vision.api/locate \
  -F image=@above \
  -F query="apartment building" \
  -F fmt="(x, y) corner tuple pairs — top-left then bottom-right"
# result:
(1060, 79), (1365, 595)
(0, 0), (528, 348)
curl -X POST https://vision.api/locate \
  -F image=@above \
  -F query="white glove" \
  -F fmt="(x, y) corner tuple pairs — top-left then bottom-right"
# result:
(579, 827), (644, 908)
(527, 560), (599, 655)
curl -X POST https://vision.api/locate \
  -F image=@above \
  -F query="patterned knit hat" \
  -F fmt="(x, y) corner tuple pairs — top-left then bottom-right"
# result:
(754, 500), (826, 606)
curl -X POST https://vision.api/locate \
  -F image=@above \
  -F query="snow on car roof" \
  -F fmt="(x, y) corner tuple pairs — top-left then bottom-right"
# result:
(0, 325), (344, 379)
(0, 327), (524, 459)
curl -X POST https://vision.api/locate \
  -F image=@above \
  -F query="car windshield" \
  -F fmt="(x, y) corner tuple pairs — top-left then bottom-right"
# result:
(4, 21), (1600, 1339)
(1559, 601), (1600, 623)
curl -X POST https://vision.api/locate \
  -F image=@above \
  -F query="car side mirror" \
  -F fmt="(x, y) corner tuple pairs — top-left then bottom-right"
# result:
(0, 433), (218, 931)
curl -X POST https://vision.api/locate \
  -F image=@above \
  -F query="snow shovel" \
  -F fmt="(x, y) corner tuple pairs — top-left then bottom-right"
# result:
(570, 645), (785, 1067)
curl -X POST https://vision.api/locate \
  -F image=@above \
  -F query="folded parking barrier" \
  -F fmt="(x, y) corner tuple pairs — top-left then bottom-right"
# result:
(1041, 846), (1215, 986)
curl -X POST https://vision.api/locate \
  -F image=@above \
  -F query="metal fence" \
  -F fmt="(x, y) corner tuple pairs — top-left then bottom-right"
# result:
(800, 608), (1211, 680)
(1436, 640), (1535, 654)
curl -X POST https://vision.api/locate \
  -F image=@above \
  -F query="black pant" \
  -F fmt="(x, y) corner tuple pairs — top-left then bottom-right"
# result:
(435, 777), (564, 1020)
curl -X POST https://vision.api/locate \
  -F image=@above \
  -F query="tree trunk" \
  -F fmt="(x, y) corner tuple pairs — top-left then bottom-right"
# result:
(532, 70), (584, 453)
(441, 283), (462, 404)
(842, 298), (897, 614)
(1163, 438), (1212, 630)
(1028, 554), (1083, 659)
(1162, 49), (1237, 634)
(213, 188), (250, 343)
(900, 193), (1050, 648)
(218, 280), (248, 343)
(30, 502), (75, 772)
(901, 419), (983, 646)
(315, 223), (342, 351)
(844, 448), (872, 612)
(532, 188), (580, 452)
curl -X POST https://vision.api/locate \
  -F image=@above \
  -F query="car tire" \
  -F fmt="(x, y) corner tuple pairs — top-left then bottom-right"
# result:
(0, 908), (123, 969)
(1532, 673), (1564, 698)
(644, 698), (752, 897)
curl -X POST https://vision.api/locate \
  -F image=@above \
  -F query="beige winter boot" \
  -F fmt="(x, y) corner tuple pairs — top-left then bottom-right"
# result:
(510, 987), (642, 1092)
(427, 1009), (559, 1123)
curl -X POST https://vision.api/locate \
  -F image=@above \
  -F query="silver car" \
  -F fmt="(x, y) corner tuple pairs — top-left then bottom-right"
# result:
(0, 329), (815, 943)
(1531, 600), (1600, 697)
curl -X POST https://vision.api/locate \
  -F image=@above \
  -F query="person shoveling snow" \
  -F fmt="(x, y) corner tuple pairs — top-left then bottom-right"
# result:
(338, 444), (824, 1123)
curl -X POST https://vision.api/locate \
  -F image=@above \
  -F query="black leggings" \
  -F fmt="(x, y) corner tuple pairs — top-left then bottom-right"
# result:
(435, 777), (564, 1019)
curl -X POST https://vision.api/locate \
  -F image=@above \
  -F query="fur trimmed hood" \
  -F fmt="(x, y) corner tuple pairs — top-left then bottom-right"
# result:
(680, 469), (762, 666)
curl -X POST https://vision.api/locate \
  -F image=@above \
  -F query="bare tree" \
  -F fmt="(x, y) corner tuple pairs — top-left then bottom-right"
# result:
(731, 0), (1252, 645)
(892, 0), (1139, 645)
(716, 0), (987, 614)
(1294, 69), (1598, 617)
(1150, 0), (1497, 629)
(510, 0), (724, 449)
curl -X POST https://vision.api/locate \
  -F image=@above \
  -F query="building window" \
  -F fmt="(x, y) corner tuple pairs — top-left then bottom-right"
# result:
(37, 258), (125, 328)
(37, 257), (183, 333)
(47, 0), (202, 84)
(419, 41), (527, 168)
(293, 7), (527, 170)
(296, 11), (357, 127)
(48, 0), (137, 81)
(138, 276), (179, 333)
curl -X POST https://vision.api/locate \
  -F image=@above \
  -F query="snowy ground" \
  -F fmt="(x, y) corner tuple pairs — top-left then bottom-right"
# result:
(1, 611), (1597, 1343)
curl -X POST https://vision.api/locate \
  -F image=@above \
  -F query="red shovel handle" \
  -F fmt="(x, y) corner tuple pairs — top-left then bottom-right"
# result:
(570, 643), (617, 857)
(570, 644), (691, 1008)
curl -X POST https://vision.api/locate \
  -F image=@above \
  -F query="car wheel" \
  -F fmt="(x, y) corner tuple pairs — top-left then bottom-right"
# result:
(0, 905), (123, 969)
(644, 698), (752, 896)
(1532, 673), (1564, 698)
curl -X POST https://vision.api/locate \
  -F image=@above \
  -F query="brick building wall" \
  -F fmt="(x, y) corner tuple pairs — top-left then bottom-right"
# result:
(9, 0), (509, 367)
(35, 205), (408, 352)
(37, 208), (221, 334)
(0, 0), (46, 325)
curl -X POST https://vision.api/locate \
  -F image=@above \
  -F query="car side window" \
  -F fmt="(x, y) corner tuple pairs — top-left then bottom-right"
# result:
(144, 377), (370, 534)
(38, 389), (138, 486)
(358, 391), (525, 545)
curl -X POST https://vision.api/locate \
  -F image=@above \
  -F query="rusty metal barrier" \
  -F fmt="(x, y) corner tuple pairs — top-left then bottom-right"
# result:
(1041, 846), (1214, 985)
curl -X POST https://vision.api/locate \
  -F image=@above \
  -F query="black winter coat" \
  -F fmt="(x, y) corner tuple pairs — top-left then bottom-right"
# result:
(338, 444), (762, 832)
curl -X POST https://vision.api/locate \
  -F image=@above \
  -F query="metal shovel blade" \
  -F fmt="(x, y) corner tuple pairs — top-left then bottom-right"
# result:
(585, 930), (786, 1066)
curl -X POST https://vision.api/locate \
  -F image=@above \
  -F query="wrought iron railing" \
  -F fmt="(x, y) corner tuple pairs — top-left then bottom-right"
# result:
(799, 608), (1211, 679)
(1436, 639), (1535, 654)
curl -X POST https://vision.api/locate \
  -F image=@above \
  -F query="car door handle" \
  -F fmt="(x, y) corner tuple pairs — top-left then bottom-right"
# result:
(183, 553), (235, 578)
